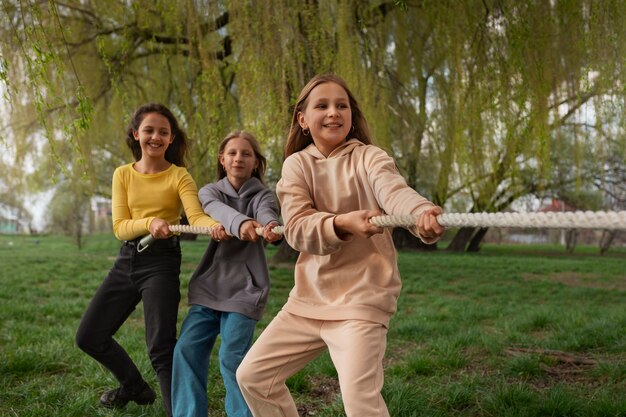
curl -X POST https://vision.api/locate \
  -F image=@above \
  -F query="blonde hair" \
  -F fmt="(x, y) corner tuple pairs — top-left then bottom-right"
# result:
(217, 131), (267, 184)
(284, 74), (373, 158)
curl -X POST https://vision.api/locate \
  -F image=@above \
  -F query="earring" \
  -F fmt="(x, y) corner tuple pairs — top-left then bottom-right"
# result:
(351, 124), (355, 132)
(302, 127), (310, 136)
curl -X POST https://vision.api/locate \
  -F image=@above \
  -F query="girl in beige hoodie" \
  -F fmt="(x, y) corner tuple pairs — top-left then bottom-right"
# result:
(237, 74), (444, 417)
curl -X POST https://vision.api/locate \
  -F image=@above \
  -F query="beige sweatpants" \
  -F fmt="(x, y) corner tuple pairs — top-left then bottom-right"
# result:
(236, 310), (390, 417)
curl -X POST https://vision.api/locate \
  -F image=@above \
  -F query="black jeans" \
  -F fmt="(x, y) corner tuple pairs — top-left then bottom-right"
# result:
(76, 237), (181, 416)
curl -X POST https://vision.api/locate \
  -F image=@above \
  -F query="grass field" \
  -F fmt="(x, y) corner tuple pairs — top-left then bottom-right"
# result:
(1, 233), (625, 417)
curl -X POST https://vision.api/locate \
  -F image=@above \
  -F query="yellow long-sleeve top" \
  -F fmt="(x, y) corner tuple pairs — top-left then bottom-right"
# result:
(112, 163), (218, 241)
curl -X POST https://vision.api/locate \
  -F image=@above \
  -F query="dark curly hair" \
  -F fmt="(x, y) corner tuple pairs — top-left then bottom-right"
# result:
(125, 103), (188, 167)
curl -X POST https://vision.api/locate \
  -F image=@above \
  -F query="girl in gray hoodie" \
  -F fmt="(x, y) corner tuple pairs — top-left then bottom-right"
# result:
(172, 131), (281, 417)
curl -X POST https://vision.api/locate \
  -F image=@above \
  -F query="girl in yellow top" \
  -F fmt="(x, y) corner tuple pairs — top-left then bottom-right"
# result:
(237, 75), (444, 416)
(76, 103), (218, 417)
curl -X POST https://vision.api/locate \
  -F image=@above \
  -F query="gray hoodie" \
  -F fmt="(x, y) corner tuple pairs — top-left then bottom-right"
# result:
(187, 177), (280, 320)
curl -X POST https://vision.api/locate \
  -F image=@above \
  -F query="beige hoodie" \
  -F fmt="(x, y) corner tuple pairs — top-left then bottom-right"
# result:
(276, 139), (438, 327)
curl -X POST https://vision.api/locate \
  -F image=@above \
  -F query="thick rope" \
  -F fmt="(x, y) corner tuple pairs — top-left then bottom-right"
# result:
(137, 224), (285, 252)
(170, 211), (626, 236)
(370, 211), (626, 230)
(138, 211), (626, 252)
(167, 224), (286, 236)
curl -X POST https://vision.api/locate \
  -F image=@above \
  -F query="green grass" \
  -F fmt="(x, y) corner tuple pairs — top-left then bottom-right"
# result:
(1, 233), (625, 416)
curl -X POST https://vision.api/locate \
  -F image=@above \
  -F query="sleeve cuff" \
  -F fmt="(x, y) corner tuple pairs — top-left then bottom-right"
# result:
(229, 213), (253, 239)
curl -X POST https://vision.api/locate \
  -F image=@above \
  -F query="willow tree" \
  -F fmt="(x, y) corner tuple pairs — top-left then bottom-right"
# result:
(2, 1), (237, 180)
(1, 0), (625, 252)
(361, 1), (625, 250)
(0, 0), (401, 243)
(1, 0), (238, 245)
(228, 0), (626, 251)
(228, 1), (396, 173)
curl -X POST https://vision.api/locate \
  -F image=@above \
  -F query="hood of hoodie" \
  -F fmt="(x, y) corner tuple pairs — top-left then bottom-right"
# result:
(214, 176), (266, 199)
(302, 138), (364, 160)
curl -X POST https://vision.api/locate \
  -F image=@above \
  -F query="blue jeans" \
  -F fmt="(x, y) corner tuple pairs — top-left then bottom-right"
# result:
(172, 305), (256, 417)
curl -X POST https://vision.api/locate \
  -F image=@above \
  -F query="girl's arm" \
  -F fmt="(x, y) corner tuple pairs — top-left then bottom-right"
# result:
(148, 217), (174, 240)
(276, 156), (347, 255)
(253, 189), (282, 243)
(209, 224), (231, 241)
(262, 221), (283, 243)
(415, 206), (445, 241)
(333, 209), (383, 240)
(111, 167), (155, 241)
(178, 172), (219, 229)
(364, 147), (443, 243)
(198, 183), (253, 239)
(253, 188), (281, 226)
(239, 220), (263, 241)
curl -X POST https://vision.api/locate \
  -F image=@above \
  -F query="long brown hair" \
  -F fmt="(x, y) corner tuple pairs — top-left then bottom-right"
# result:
(125, 103), (188, 167)
(216, 130), (267, 184)
(284, 74), (373, 158)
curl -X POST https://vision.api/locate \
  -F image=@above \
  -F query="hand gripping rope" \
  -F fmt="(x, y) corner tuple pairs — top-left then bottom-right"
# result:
(137, 210), (626, 252)
(137, 224), (286, 252)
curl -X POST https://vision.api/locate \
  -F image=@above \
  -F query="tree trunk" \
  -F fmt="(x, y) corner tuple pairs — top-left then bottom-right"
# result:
(565, 229), (577, 253)
(599, 230), (616, 255)
(467, 227), (489, 252)
(179, 215), (198, 241)
(392, 228), (437, 251)
(272, 239), (299, 263)
(75, 225), (83, 250)
(446, 227), (477, 252)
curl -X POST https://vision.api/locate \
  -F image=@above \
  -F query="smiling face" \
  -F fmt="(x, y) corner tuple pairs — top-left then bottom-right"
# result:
(133, 112), (174, 161)
(219, 136), (259, 190)
(297, 81), (352, 157)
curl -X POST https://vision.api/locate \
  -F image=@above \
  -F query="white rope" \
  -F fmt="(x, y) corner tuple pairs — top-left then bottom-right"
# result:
(370, 211), (626, 230)
(168, 224), (215, 235)
(172, 212), (626, 237)
(256, 225), (286, 235)
(140, 224), (282, 252)
(167, 224), (286, 236)
(138, 211), (625, 252)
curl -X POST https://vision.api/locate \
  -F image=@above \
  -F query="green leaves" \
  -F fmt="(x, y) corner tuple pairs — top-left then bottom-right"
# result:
(1, 1), (625, 237)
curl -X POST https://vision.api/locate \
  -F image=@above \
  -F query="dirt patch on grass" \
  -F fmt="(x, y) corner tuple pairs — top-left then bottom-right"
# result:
(522, 272), (626, 291)
(297, 375), (340, 416)
(383, 340), (428, 368)
(447, 346), (604, 390)
(504, 347), (606, 391)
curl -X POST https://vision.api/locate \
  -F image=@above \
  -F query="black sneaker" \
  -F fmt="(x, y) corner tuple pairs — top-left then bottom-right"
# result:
(99, 383), (156, 408)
